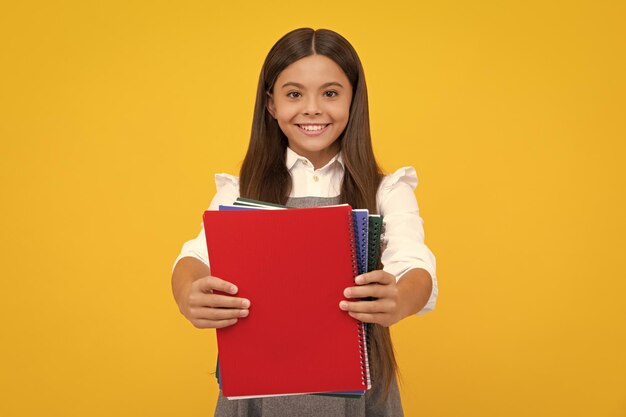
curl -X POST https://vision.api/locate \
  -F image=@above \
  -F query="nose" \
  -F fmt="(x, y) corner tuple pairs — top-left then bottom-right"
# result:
(303, 95), (322, 116)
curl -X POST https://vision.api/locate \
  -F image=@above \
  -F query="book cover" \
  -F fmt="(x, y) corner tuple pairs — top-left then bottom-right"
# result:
(203, 206), (370, 398)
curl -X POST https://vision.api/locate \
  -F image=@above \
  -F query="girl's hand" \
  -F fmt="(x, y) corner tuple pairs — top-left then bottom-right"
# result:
(180, 276), (250, 329)
(339, 271), (402, 327)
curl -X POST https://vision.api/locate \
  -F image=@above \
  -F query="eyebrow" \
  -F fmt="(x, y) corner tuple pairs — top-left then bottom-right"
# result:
(280, 81), (344, 89)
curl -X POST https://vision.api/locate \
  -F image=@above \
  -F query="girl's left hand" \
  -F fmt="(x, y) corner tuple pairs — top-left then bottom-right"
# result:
(339, 270), (402, 327)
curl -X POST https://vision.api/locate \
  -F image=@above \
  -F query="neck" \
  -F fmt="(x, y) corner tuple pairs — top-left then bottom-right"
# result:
(293, 142), (341, 170)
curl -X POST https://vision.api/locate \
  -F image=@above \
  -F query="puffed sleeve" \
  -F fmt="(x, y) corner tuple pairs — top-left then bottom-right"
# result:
(171, 173), (240, 271)
(377, 167), (438, 315)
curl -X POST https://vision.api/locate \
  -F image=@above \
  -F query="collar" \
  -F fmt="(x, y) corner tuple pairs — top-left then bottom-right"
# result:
(285, 146), (345, 172)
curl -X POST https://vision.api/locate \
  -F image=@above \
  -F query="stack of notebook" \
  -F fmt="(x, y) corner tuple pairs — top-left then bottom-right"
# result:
(203, 198), (383, 399)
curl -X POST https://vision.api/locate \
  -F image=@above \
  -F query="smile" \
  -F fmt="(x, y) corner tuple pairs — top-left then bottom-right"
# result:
(296, 124), (330, 136)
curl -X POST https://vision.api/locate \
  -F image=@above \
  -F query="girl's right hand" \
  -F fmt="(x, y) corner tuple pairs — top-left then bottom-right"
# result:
(180, 276), (250, 329)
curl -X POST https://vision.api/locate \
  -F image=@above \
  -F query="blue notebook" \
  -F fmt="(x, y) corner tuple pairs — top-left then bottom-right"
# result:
(351, 209), (369, 275)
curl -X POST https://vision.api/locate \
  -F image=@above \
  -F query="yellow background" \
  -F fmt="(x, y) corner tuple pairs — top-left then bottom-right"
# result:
(1, 1), (624, 416)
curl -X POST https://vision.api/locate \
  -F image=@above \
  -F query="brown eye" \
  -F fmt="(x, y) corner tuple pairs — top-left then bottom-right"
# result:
(324, 90), (338, 98)
(287, 92), (301, 98)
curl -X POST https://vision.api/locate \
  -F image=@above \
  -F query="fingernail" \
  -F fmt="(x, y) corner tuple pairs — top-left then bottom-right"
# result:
(339, 301), (348, 310)
(343, 288), (351, 297)
(242, 299), (250, 308)
(229, 285), (238, 294)
(355, 275), (364, 284)
(239, 309), (249, 317)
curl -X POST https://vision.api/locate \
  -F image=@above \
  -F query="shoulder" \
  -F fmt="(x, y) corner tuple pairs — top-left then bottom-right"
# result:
(208, 173), (240, 210)
(376, 166), (419, 215)
(378, 166), (418, 191)
(215, 172), (240, 190)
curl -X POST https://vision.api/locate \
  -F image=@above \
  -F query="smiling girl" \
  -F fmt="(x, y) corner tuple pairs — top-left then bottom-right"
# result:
(172, 28), (438, 417)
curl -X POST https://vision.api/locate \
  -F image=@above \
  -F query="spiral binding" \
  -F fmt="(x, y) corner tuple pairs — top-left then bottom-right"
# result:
(347, 211), (359, 278)
(347, 210), (371, 389)
(364, 323), (372, 388)
(357, 321), (372, 388)
(360, 215), (368, 274)
(368, 218), (382, 271)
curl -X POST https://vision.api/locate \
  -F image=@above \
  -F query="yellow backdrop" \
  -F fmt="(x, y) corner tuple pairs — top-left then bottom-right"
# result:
(1, 1), (624, 416)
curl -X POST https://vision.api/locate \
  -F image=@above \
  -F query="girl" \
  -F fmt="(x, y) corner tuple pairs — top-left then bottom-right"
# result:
(172, 28), (437, 417)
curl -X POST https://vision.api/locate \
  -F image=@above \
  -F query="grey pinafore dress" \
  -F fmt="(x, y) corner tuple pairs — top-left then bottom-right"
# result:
(214, 196), (404, 417)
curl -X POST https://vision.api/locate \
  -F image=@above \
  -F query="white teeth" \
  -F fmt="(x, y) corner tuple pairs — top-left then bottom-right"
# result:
(299, 124), (327, 131)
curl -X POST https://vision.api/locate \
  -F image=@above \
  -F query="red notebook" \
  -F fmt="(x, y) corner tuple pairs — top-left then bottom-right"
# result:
(203, 205), (370, 398)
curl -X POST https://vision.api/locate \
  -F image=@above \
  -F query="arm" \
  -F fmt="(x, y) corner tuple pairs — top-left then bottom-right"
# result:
(396, 268), (433, 317)
(340, 167), (437, 325)
(172, 173), (246, 328)
(172, 256), (210, 316)
(172, 256), (250, 329)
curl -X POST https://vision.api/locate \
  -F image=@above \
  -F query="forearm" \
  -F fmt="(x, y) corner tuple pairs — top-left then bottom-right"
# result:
(396, 268), (433, 320)
(172, 256), (211, 314)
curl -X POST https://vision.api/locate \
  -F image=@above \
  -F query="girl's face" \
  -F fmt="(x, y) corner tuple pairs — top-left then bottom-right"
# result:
(267, 54), (353, 169)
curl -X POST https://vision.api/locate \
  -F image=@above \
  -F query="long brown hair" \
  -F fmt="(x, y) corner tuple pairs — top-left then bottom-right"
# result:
(239, 28), (398, 397)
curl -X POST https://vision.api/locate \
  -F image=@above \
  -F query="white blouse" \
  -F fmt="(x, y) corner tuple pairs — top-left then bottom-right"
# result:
(173, 147), (438, 315)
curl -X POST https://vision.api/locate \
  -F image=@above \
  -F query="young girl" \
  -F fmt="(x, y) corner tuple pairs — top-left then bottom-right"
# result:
(172, 27), (437, 417)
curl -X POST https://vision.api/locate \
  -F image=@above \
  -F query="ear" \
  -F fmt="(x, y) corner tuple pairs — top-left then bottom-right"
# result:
(266, 92), (276, 119)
